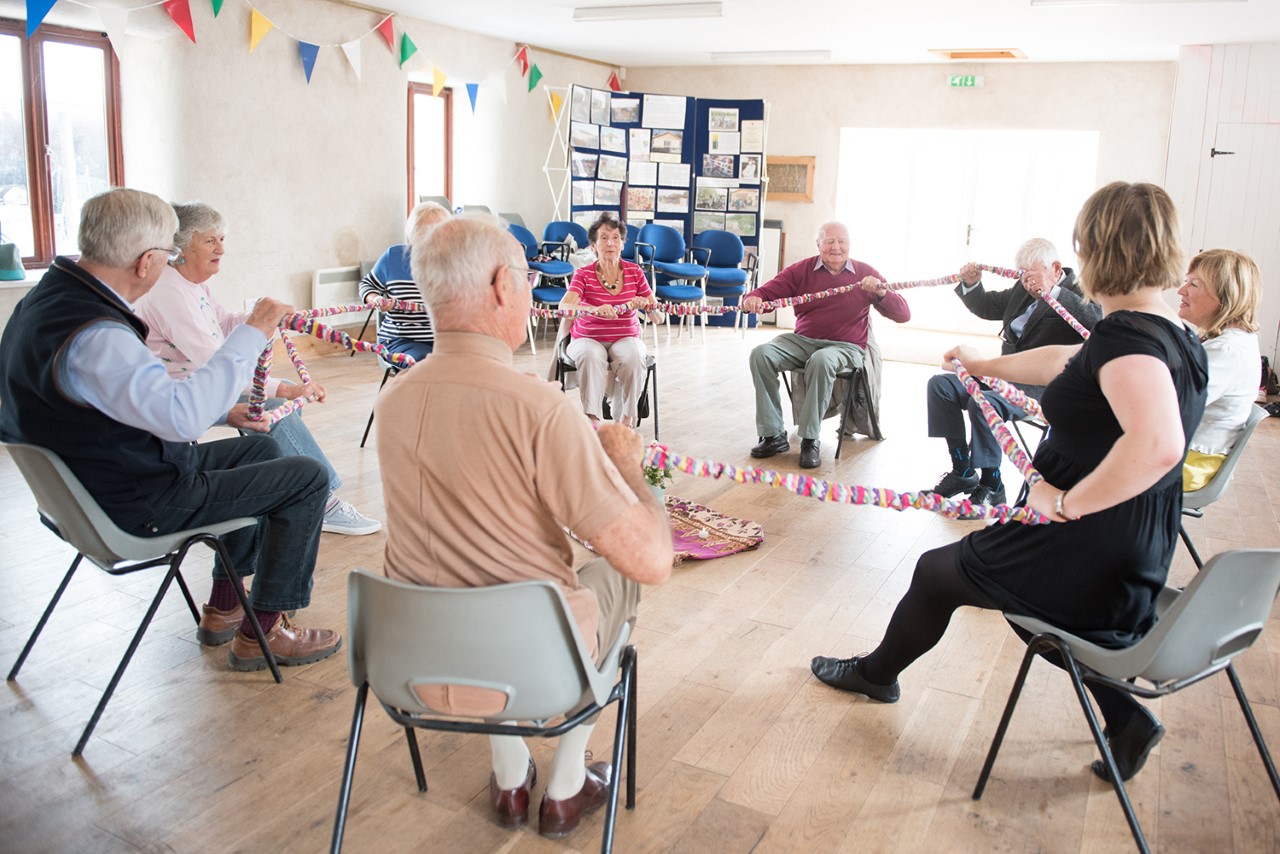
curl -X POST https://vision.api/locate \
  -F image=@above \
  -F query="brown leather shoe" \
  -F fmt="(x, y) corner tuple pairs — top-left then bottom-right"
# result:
(227, 614), (342, 671)
(539, 761), (612, 839)
(196, 603), (244, 646)
(490, 759), (537, 828)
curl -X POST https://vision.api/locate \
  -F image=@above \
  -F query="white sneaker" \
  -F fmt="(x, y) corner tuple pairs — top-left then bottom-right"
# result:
(322, 500), (382, 536)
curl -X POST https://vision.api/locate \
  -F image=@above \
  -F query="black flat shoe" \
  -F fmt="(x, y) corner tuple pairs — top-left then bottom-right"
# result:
(799, 438), (821, 469)
(810, 655), (900, 703)
(1091, 705), (1164, 782)
(751, 434), (790, 458)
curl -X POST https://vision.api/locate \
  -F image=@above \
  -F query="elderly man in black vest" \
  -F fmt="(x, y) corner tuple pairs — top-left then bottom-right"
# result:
(925, 238), (1102, 505)
(0, 188), (340, 671)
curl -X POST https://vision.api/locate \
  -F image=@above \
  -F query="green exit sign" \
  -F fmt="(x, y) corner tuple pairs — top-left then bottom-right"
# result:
(948, 74), (984, 88)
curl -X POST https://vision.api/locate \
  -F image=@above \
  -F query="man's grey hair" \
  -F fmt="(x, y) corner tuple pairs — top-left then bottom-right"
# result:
(405, 200), (451, 244)
(172, 202), (227, 251)
(78, 188), (179, 268)
(1015, 238), (1059, 270)
(412, 214), (525, 319)
(815, 221), (849, 242)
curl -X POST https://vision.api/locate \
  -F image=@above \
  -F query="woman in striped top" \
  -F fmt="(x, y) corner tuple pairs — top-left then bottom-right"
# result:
(358, 201), (450, 362)
(561, 213), (664, 427)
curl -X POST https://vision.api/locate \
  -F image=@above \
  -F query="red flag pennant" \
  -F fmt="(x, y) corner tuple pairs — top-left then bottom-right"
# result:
(515, 45), (529, 76)
(607, 71), (622, 92)
(162, 0), (197, 44)
(376, 16), (395, 51)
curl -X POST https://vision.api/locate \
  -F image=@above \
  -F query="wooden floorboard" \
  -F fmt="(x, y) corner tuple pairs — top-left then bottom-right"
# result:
(1, 323), (1278, 851)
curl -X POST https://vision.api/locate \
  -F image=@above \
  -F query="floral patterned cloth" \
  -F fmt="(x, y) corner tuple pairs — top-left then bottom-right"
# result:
(663, 495), (763, 563)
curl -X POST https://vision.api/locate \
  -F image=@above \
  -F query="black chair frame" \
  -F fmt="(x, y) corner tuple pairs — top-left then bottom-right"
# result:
(331, 645), (638, 854)
(555, 347), (659, 441)
(781, 364), (882, 459)
(360, 363), (400, 448)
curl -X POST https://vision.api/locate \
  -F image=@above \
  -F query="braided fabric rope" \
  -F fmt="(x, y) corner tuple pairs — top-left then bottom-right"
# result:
(952, 359), (1042, 488)
(1041, 294), (1092, 339)
(976, 375), (1043, 421)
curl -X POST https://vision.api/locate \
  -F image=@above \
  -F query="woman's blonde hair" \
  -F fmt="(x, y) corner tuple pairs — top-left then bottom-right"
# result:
(1073, 182), (1183, 298)
(1187, 248), (1262, 338)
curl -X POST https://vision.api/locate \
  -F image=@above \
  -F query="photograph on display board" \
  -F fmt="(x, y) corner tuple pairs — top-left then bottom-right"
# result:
(650, 129), (684, 161)
(573, 181), (595, 206)
(627, 187), (656, 212)
(658, 162), (691, 187)
(738, 154), (762, 183)
(629, 128), (651, 161)
(630, 161), (658, 185)
(741, 120), (764, 152)
(571, 86), (591, 123)
(695, 186), (728, 211)
(728, 187), (760, 212)
(595, 181), (623, 206)
(693, 212), (726, 234)
(590, 89), (611, 125)
(599, 125), (627, 153)
(611, 98), (640, 124)
(708, 107), (739, 132)
(709, 132), (741, 155)
(570, 151), (599, 178)
(726, 213), (757, 237)
(574, 210), (599, 230)
(570, 121), (600, 150)
(656, 189), (690, 214)
(598, 154), (629, 182)
(703, 154), (736, 179)
(642, 94), (686, 129)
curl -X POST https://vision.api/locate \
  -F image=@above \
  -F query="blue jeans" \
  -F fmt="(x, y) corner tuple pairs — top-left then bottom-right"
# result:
(238, 395), (341, 495)
(130, 434), (328, 612)
(926, 373), (1030, 469)
(378, 336), (432, 363)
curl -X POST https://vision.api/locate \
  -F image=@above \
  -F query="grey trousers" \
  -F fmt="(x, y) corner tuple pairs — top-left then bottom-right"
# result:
(750, 332), (865, 440)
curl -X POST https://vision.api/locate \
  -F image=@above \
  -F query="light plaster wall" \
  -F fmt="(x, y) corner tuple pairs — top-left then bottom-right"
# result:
(627, 62), (1176, 267)
(114, 0), (604, 312)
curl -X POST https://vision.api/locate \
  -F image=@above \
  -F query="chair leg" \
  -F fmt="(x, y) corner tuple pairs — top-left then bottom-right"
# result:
(174, 568), (200, 623)
(973, 640), (1038, 799)
(202, 535), (282, 684)
(858, 368), (883, 442)
(1226, 662), (1280, 802)
(651, 363), (659, 442)
(405, 727), (427, 792)
(8, 554), (82, 681)
(835, 375), (857, 461)
(601, 645), (636, 854)
(1177, 524), (1205, 570)
(626, 646), (638, 810)
(331, 682), (369, 854)
(360, 367), (394, 449)
(350, 310), (373, 357)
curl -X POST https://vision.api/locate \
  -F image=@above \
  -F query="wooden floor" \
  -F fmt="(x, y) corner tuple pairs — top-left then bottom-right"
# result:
(2, 323), (1278, 853)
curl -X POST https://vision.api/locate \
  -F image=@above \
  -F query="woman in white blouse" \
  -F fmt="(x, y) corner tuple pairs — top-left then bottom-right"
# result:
(1176, 249), (1262, 491)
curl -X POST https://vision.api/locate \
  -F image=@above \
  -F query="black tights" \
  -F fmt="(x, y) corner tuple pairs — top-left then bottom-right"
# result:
(859, 542), (1141, 732)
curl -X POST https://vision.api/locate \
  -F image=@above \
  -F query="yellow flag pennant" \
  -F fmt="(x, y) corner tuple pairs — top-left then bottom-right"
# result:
(549, 91), (564, 119)
(432, 66), (446, 96)
(249, 9), (273, 53)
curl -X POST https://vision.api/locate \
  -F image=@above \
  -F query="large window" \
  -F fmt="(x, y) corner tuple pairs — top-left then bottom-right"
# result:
(407, 82), (451, 211)
(0, 20), (122, 267)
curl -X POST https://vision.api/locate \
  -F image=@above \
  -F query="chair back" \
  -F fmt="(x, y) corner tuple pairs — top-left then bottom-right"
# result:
(693, 230), (745, 268)
(419, 195), (451, 210)
(621, 224), (640, 261)
(1183, 404), (1268, 511)
(460, 204), (492, 214)
(507, 223), (539, 261)
(637, 224), (685, 263)
(347, 570), (626, 721)
(544, 221), (590, 253)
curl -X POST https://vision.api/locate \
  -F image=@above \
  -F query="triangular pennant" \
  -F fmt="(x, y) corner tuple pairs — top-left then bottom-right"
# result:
(340, 40), (362, 81)
(527, 63), (542, 92)
(249, 10), (273, 53)
(211, 0), (223, 17)
(298, 41), (319, 83)
(98, 6), (131, 60)
(432, 66), (446, 95)
(26, 0), (58, 37)
(399, 33), (417, 68)
(376, 15), (395, 51)
(549, 90), (564, 119)
(466, 82), (479, 113)
(515, 45), (529, 76)
(607, 71), (622, 92)
(162, 0), (197, 44)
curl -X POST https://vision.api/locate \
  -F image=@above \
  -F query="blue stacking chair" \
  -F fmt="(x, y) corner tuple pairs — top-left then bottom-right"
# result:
(543, 221), (591, 258)
(636, 223), (709, 342)
(621, 223), (640, 262)
(693, 230), (757, 334)
(509, 223), (574, 343)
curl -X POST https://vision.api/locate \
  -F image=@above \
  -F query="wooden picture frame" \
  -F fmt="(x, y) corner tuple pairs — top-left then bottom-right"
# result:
(765, 155), (815, 203)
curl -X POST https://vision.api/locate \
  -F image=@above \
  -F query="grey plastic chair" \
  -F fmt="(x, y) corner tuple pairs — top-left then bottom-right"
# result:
(331, 570), (638, 853)
(974, 548), (1280, 853)
(499, 212), (527, 229)
(3, 441), (281, 755)
(1179, 404), (1269, 568)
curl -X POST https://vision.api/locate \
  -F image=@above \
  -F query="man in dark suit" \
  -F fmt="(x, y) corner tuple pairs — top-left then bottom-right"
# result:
(925, 238), (1102, 505)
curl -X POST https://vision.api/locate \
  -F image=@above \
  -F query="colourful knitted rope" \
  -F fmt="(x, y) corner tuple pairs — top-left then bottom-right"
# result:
(952, 359), (1041, 486)
(279, 314), (417, 369)
(1041, 294), (1091, 339)
(759, 264), (1022, 311)
(247, 340), (273, 420)
(976, 375), (1043, 421)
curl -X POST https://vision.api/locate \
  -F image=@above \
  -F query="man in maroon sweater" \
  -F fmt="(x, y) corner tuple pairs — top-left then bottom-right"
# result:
(740, 222), (911, 468)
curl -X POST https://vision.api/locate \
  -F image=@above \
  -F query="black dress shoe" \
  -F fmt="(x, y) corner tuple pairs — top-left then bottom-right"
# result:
(810, 655), (900, 703)
(799, 438), (821, 469)
(751, 434), (790, 458)
(969, 481), (1007, 506)
(1091, 705), (1164, 782)
(927, 469), (980, 497)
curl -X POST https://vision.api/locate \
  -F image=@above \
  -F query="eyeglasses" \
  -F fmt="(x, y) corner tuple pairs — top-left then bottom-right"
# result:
(143, 246), (181, 263)
(491, 264), (532, 285)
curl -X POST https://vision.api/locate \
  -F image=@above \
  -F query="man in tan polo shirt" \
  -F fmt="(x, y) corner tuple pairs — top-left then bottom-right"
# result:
(375, 214), (672, 840)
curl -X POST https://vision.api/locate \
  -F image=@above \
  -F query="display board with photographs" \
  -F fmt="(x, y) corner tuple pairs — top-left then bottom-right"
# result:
(691, 98), (767, 253)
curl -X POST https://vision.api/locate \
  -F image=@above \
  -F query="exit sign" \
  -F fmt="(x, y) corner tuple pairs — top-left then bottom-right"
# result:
(948, 74), (984, 87)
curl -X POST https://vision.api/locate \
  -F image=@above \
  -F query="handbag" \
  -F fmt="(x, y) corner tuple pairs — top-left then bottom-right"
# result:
(0, 232), (25, 281)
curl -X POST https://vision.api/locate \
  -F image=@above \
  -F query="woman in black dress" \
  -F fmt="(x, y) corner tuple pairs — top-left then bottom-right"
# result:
(811, 182), (1208, 784)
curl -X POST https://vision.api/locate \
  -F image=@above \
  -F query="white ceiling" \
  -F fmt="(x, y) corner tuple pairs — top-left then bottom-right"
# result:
(376, 0), (1280, 68)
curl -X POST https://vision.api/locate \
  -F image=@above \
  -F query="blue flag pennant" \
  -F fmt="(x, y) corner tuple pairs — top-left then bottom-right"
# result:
(298, 41), (319, 83)
(26, 0), (58, 37)
(466, 82), (479, 113)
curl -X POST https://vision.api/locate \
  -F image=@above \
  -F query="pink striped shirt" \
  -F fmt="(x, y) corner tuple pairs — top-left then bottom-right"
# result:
(568, 261), (653, 343)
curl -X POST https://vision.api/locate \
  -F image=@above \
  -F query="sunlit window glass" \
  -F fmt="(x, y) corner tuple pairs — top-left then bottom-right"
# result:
(42, 40), (110, 257)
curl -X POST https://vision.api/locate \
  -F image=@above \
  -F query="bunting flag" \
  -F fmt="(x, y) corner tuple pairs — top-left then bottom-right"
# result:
(162, 0), (197, 44)
(549, 90), (564, 119)
(98, 5), (131, 59)
(515, 45), (529, 76)
(298, 41), (319, 83)
(340, 39), (362, 81)
(607, 71), (622, 92)
(376, 15), (395, 51)
(211, 0), (224, 17)
(249, 10), (273, 53)
(466, 82), (479, 113)
(399, 33), (417, 67)
(432, 66), (446, 95)
(26, 0), (57, 36)
(527, 63), (542, 92)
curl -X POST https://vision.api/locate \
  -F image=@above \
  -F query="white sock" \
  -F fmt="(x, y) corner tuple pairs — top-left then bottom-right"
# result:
(489, 733), (531, 790)
(324, 495), (340, 513)
(545, 723), (595, 800)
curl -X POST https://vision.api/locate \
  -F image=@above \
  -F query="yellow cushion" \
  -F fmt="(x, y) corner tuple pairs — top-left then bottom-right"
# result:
(1183, 450), (1226, 492)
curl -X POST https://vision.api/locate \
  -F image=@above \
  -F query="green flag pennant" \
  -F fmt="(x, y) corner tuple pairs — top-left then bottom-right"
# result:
(527, 63), (542, 92)
(211, 0), (223, 16)
(399, 33), (417, 68)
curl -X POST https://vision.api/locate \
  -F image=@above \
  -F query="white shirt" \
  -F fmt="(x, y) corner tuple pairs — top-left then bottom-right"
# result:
(1191, 328), (1260, 456)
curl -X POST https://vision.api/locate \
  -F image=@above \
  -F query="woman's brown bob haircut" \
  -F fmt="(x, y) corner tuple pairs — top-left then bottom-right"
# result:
(1073, 181), (1183, 299)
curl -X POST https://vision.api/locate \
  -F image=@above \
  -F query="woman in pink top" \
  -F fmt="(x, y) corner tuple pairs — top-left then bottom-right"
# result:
(560, 213), (664, 427)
